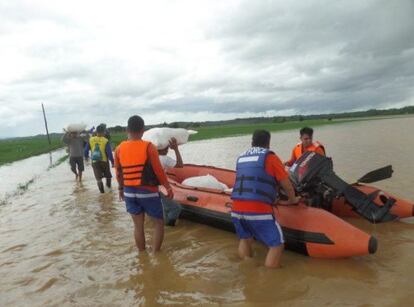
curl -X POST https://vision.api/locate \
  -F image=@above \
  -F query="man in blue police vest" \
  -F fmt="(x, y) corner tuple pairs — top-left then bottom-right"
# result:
(231, 130), (299, 268)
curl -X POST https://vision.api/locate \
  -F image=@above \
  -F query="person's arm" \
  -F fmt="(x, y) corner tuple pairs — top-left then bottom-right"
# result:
(84, 142), (90, 159)
(169, 137), (183, 168)
(279, 178), (299, 204)
(105, 143), (114, 166)
(270, 155), (300, 204)
(62, 133), (70, 144)
(148, 144), (173, 198)
(315, 146), (325, 156)
(284, 149), (296, 167)
(81, 133), (89, 143)
(114, 147), (124, 200)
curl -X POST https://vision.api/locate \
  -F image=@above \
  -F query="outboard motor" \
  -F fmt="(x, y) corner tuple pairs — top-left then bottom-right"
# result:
(289, 151), (396, 223)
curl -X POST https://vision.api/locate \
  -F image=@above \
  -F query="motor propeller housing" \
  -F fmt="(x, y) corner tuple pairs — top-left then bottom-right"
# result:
(289, 152), (397, 223)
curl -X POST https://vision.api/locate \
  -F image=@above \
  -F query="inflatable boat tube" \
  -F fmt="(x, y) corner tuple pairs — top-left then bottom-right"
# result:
(163, 164), (377, 258)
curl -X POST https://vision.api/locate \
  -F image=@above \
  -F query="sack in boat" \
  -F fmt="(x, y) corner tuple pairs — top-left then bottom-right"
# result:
(182, 174), (228, 191)
(65, 123), (87, 132)
(142, 128), (197, 150)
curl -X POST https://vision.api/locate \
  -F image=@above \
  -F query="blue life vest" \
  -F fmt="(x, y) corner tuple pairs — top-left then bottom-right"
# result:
(231, 147), (278, 205)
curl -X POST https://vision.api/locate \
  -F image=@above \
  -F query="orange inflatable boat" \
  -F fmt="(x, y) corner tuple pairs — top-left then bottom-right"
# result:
(288, 152), (414, 222)
(331, 184), (414, 219)
(164, 164), (377, 258)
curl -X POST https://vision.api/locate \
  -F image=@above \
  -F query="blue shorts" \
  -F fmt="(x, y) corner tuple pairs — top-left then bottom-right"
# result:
(231, 212), (284, 247)
(124, 187), (163, 220)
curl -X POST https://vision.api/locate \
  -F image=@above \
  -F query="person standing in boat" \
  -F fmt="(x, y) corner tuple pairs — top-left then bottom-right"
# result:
(231, 130), (299, 268)
(158, 137), (183, 226)
(114, 115), (174, 253)
(285, 127), (325, 167)
(84, 124), (114, 193)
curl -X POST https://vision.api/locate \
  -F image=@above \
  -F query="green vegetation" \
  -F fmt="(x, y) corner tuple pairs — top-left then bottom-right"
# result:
(0, 136), (62, 166)
(1, 105), (413, 165)
(187, 118), (347, 142)
(133, 105), (414, 130)
(109, 117), (365, 146)
(111, 133), (128, 147)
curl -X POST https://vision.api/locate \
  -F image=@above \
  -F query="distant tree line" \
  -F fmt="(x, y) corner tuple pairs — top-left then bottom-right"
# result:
(44, 105), (414, 135)
(7, 105), (412, 140)
(106, 105), (414, 131)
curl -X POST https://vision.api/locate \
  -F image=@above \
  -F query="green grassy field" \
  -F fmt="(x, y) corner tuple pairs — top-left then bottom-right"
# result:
(111, 133), (128, 147)
(0, 136), (62, 166)
(0, 117), (379, 165)
(110, 118), (357, 146)
(187, 118), (347, 142)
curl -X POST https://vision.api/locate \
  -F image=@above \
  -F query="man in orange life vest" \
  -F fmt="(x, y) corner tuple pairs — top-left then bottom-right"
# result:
(114, 115), (174, 253)
(231, 130), (299, 268)
(285, 127), (325, 167)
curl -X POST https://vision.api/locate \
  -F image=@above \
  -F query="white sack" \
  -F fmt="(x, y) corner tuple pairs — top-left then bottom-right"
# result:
(143, 127), (197, 149)
(182, 174), (228, 191)
(65, 123), (87, 132)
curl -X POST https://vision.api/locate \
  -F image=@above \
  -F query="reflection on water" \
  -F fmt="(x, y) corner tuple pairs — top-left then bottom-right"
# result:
(0, 116), (414, 306)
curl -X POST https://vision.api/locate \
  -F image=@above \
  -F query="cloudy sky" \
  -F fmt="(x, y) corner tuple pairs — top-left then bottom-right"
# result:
(1, 0), (413, 137)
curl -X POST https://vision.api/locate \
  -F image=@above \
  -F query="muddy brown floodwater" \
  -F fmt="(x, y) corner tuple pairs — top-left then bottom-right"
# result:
(1, 116), (414, 306)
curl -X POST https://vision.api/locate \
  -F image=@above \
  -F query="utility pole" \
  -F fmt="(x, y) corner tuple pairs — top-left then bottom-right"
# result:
(41, 103), (51, 145)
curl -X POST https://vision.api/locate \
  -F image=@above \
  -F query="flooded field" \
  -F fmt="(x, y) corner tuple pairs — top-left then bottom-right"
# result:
(0, 149), (66, 204)
(1, 117), (414, 306)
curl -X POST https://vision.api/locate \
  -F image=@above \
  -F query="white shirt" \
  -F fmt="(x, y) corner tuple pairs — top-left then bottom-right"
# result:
(159, 155), (176, 170)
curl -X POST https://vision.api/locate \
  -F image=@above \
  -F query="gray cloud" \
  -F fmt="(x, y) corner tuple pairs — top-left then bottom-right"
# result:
(216, 1), (414, 95)
(0, 0), (414, 137)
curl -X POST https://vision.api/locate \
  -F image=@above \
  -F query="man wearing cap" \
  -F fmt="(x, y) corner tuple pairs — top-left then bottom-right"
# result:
(85, 124), (114, 193)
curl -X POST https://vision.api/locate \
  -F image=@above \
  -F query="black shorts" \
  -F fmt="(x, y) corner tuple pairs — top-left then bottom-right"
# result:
(92, 161), (112, 180)
(69, 156), (84, 172)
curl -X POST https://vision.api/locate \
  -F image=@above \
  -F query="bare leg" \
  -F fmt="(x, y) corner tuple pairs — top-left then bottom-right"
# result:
(238, 238), (254, 259)
(70, 163), (78, 179)
(72, 167), (78, 180)
(151, 218), (164, 252)
(130, 213), (146, 251)
(264, 244), (284, 268)
(97, 180), (104, 193)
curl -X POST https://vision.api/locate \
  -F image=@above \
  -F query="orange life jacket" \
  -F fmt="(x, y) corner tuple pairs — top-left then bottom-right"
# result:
(116, 140), (159, 187)
(293, 141), (325, 161)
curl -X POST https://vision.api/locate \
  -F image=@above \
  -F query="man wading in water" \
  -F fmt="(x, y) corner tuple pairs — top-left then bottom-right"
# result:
(84, 124), (114, 193)
(62, 130), (89, 181)
(114, 115), (174, 252)
(231, 130), (299, 268)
